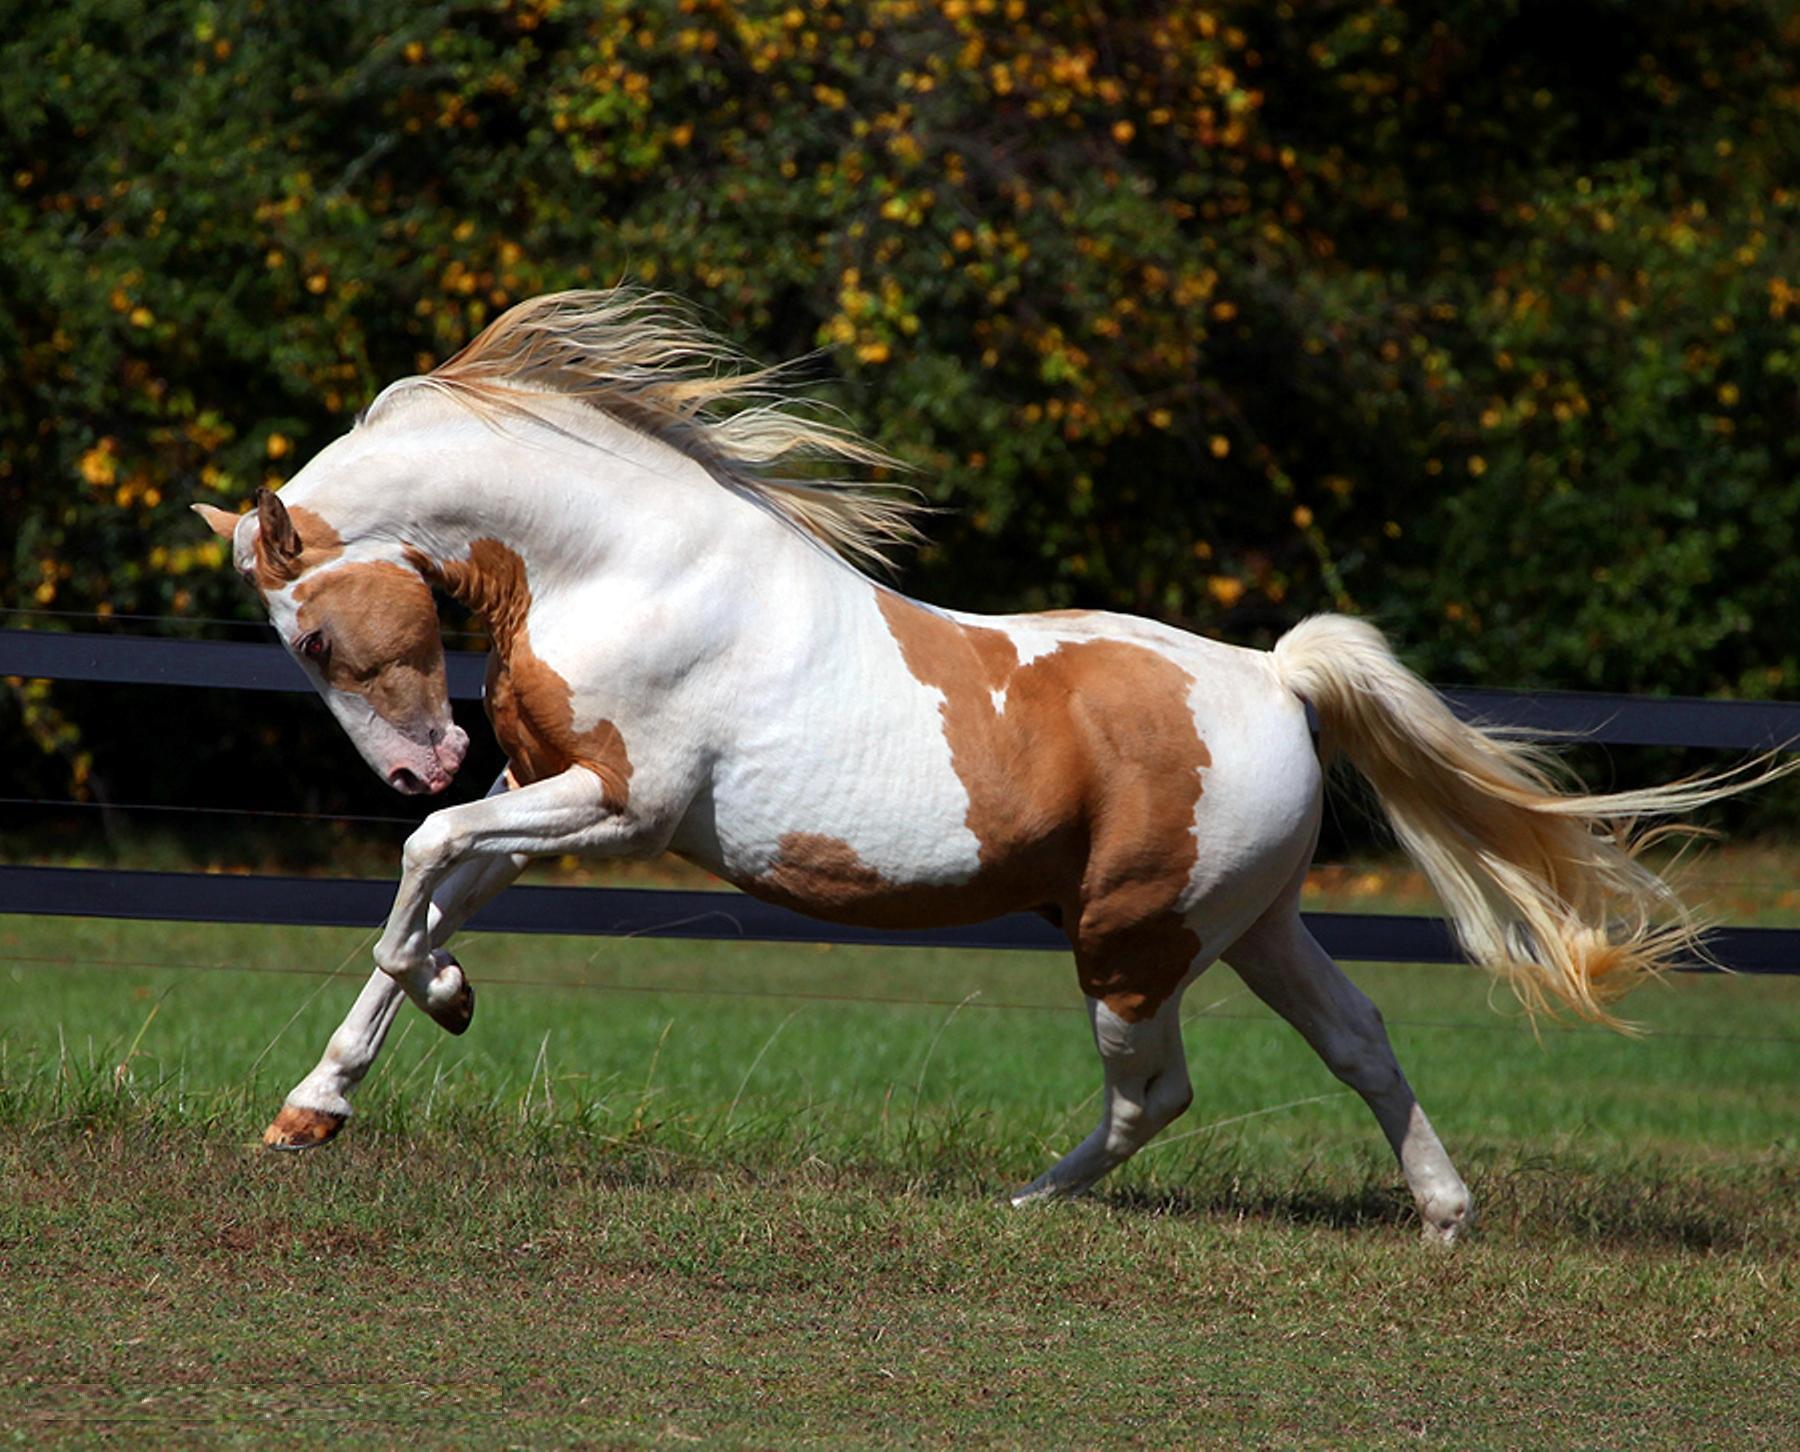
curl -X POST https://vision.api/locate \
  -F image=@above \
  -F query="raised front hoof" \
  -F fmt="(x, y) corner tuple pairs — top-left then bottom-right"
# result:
(420, 952), (475, 1036)
(424, 976), (475, 1035)
(262, 1105), (346, 1151)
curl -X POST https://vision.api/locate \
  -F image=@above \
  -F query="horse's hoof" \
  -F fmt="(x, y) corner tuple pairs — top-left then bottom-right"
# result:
(1007, 1174), (1063, 1207)
(1419, 1192), (1475, 1246)
(436, 978), (475, 1036)
(422, 951), (475, 1036)
(262, 1105), (346, 1151)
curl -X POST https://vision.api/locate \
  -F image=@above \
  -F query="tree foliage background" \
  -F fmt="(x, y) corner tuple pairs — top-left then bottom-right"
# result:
(3, 0), (1798, 828)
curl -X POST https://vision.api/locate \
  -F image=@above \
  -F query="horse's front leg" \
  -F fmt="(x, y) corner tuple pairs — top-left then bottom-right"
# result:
(265, 771), (528, 1148)
(373, 765), (655, 1030)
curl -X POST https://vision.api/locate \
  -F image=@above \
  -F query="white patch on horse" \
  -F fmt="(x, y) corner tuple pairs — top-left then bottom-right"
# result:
(691, 583), (983, 887)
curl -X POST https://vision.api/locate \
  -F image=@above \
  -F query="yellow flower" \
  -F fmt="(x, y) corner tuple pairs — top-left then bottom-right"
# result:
(855, 340), (890, 364)
(1292, 505), (1314, 528)
(1467, 455), (1487, 476)
(266, 432), (290, 459)
(78, 442), (117, 486)
(1207, 575), (1245, 607)
(1209, 434), (1230, 458)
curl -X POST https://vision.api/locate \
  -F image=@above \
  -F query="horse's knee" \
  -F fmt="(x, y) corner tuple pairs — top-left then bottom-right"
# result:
(402, 816), (461, 876)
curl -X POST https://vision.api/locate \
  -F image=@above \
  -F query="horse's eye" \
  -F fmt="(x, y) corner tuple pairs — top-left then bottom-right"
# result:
(297, 631), (327, 661)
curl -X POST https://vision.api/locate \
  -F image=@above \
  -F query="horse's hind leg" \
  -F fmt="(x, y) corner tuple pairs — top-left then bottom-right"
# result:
(1224, 910), (1473, 1243)
(1010, 991), (1194, 1205)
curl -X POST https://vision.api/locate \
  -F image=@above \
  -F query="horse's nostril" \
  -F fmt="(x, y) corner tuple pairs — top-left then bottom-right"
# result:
(389, 767), (424, 794)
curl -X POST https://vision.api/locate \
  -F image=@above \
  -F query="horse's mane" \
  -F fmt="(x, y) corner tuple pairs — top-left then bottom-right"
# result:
(364, 289), (924, 573)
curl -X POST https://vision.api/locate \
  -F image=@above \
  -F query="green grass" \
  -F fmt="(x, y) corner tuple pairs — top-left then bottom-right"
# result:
(2, 910), (1797, 1446)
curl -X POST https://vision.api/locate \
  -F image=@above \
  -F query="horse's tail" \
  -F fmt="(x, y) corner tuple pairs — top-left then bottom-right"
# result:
(1270, 614), (1788, 1029)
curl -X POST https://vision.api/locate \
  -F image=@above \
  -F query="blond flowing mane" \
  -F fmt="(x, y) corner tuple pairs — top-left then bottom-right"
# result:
(367, 289), (924, 573)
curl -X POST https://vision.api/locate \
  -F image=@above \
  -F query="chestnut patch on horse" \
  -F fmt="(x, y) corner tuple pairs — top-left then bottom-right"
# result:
(753, 833), (893, 917)
(409, 539), (531, 653)
(877, 592), (1210, 1020)
(412, 538), (633, 807)
(254, 504), (344, 591)
(294, 561), (447, 723)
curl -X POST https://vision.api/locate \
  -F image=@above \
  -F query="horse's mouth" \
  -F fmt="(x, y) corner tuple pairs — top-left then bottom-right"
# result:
(386, 725), (469, 795)
(388, 764), (453, 795)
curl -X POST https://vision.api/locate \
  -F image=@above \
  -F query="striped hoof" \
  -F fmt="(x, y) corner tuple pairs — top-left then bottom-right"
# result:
(262, 1105), (347, 1151)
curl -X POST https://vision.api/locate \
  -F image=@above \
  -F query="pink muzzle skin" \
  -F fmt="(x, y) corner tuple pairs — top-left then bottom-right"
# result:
(386, 723), (471, 795)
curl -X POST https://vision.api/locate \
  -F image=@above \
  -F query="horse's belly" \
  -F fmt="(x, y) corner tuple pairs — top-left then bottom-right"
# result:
(668, 630), (990, 889)
(691, 820), (1077, 931)
(672, 729), (1000, 919)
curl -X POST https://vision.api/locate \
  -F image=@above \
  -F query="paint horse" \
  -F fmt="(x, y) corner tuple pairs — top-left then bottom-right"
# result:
(197, 291), (1758, 1242)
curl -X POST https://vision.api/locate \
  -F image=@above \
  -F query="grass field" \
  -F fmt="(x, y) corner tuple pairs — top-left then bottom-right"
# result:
(2, 890), (1797, 1445)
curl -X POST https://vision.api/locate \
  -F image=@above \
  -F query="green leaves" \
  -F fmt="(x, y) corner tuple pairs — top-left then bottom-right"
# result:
(2, 0), (1795, 699)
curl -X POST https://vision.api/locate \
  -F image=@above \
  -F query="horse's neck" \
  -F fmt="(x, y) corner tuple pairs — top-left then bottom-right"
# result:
(362, 409), (868, 657)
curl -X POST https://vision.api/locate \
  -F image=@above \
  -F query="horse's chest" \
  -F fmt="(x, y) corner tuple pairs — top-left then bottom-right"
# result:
(484, 649), (632, 806)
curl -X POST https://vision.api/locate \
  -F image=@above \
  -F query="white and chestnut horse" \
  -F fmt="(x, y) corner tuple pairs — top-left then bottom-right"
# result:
(197, 291), (1755, 1241)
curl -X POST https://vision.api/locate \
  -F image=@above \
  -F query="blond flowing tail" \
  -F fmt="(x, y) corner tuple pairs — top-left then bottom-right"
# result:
(1272, 615), (1792, 1029)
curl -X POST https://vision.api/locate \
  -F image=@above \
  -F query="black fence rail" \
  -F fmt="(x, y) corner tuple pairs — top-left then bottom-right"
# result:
(4, 626), (1798, 976)
(3, 865), (1796, 975)
(9, 626), (1800, 748)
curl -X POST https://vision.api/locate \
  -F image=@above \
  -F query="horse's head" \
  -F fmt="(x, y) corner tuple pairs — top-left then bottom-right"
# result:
(195, 487), (469, 795)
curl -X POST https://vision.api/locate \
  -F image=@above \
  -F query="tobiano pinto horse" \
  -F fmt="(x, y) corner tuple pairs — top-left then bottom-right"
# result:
(196, 290), (1774, 1242)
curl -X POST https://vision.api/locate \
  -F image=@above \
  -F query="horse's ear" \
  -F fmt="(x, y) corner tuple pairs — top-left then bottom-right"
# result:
(191, 503), (241, 541)
(256, 487), (302, 563)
